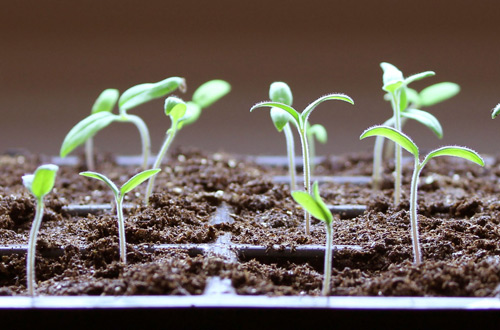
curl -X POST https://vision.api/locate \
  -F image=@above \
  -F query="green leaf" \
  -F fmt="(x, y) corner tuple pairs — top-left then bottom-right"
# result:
(380, 62), (404, 92)
(23, 164), (59, 199)
(270, 107), (293, 132)
(269, 82), (293, 105)
(119, 77), (186, 112)
(424, 146), (484, 167)
(308, 124), (328, 144)
(403, 71), (435, 86)
(79, 171), (119, 197)
(178, 102), (202, 129)
(251, 101), (301, 128)
(301, 93), (354, 125)
(492, 103), (500, 119)
(399, 87), (408, 112)
(192, 80), (231, 109)
(164, 96), (187, 122)
(405, 88), (419, 105)
(360, 125), (419, 158)
(419, 82), (460, 107)
(292, 182), (332, 225)
(60, 112), (117, 157)
(401, 109), (443, 139)
(121, 169), (161, 195)
(91, 89), (119, 114)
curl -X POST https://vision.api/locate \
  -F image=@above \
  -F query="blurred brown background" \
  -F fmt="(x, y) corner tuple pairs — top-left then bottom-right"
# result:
(1, 0), (500, 158)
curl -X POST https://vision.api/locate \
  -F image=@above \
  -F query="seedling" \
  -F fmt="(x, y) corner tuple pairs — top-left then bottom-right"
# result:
(292, 182), (333, 295)
(268, 81), (297, 190)
(491, 103), (500, 119)
(360, 125), (484, 264)
(251, 93), (354, 235)
(60, 77), (186, 170)
(373, 81), (460, 190)
(22, 164), (59, 295)
(143, 80), (231, 203)
(378, 62), (435, 205)
(80, 169), (160, 263)
(307, 123), (327, 175)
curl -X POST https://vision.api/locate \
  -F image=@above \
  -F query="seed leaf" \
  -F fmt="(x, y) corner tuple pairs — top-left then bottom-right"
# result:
(121, 169), (161, 195)
(381, 62), (404, 92)
(269, 82), (293, 105)
(164, 96), (187, 122)
(419, 82), (460, 107)
(360, 125), (419, 158)
(309, 124), (328, 144)
(79, 171), (119, 197)
(404, 71), (435, 86)
(192, 80), (231, 109)
(251, 101), (301, 127)
(491, 103), (500, 119)
(91, 89), (119, 114)
(270, 107), (294, 132)
(301, 93), (354, 125)
(119, 77), (186, 112)
(402, 108), (443, 138)
(406, 88), (419, 105)
(292, 182), (332, 225)
(60, 112), (117, 157)
(179, 102), (202, 129)
(424, 146), (484, 167)
(23, 164), (59, 199)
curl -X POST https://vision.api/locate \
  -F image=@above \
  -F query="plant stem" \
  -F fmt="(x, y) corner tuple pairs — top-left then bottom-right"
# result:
(123, 114), (151, 170)
(391, 91), (402, 206)
(372, 117), (393, 190)
(85, 137), (95, 171)
(322, 221), (333, 296)
(409, 159), (422, 265)
(115, 195), (127, 264)
(298, 127), (311, 235)
(27, 199), (44, 296)
(144, 123), (178, 204)
(307, 130), (316, 177)
(283, 123), (296, 191)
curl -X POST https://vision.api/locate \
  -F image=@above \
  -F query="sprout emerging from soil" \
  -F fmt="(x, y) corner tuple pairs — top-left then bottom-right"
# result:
(22, 164), (59, 296)
(251, 93), (354, 235)
(80, 169), (160, 263)
(377, 63), (435, 205)
(373, 80), (460, 191)
(361, 125), (484, 264)
(292, 182), (333, 295)
(143, 80), (231, 204)
(60, 77), (186, 170)
(268, 82), (297, 190)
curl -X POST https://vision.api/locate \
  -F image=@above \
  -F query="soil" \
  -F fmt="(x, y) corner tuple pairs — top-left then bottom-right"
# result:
(1, 147), (500, 297)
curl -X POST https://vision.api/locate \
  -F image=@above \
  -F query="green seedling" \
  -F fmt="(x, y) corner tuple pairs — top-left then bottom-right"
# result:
(143, 80), (231, 203)
(360, 125), (484, 264)
(292, 182), (333, 295)
(491, 103), (500, 119)
(307, 123), (327, 175)
(251, 93), (354, 235)
(269, 81), (297, 190)
(378, 62), (435, 205)
(22, 164), (59, 295)
(373, 81), (460, 190)
(80, 169), (160, 263)
(60, 77), (186, 170)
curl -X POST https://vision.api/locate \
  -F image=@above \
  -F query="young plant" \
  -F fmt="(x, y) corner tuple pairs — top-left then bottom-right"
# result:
(143, 80), (231, 203)
(373, 81), (460, 190)
(251, 93), (354, 235)
(307, 123), (327, 176)
(22, 164), (59, 295)
(268, 81), (297, 190)
(292, 182), (333, 295)
(60, 76), (186, 170)
(378, 62), (435, 205)
(360, 125), (484, 265)
(80, 169), (160, 263)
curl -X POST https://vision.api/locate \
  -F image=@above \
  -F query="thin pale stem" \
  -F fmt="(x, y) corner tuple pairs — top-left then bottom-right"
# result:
(85, 137), (95, 171)
(283, 123), (296, 191)
(115, 196), (127, 264)
(298, 127), (311, 235)
(391, 92), (402, 206)
(144, 123), (178, 204)
(27, 199), (44, 296)
(307, 133), (316, 177)
(322, 221), (333, 296)
(409, 159), (422, 265)
(124, 114), (151, 170)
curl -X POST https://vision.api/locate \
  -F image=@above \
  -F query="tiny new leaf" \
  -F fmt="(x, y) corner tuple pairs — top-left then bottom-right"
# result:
(120, 169), (161, 195)
(23, 164), (59, 199)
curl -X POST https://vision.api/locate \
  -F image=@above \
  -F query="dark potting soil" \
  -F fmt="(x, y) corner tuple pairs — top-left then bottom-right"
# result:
(0, 147), (499, 297)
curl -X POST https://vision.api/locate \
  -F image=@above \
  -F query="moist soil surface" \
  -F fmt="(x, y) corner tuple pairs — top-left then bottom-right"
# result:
(1, 147), (500, 297)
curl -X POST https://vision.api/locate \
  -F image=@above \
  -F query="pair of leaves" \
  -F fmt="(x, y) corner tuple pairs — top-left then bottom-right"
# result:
(269, 82), (294, 132)
(80, 169), (160, 199)
(381, 62), (435, 94)
(22, 164), (59, 200)
(360, 125), (484, 167)
(292, 182), (333, 226)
